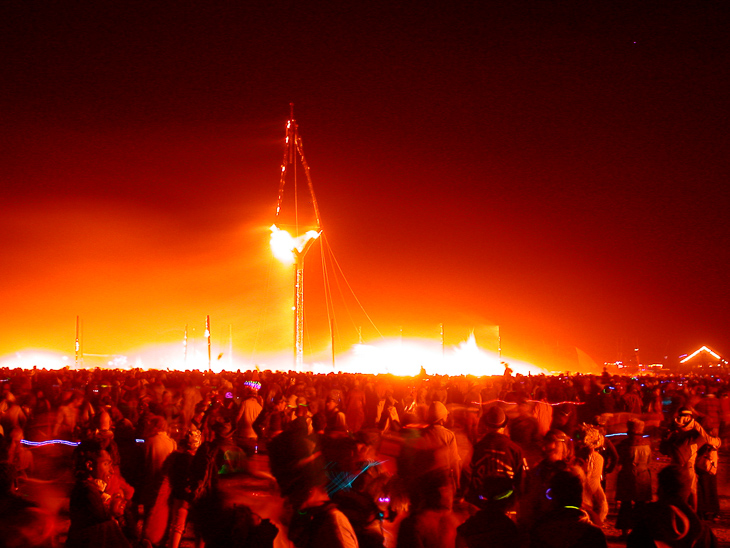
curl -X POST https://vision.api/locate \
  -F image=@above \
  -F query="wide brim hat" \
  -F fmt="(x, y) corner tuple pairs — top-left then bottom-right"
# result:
(428, 401), (449, 423)
(481, 405), (507, 429)
(211, 419), (235, 438)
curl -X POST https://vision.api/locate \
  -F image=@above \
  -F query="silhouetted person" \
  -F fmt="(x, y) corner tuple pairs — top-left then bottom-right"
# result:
(529, 469), (607, 548)
(615, 418), (652, 536)
(268, 427), (357, 547)
(661, 407), (720, 510)
(463, 405), (525, 508)
(628, 465), (716, 548)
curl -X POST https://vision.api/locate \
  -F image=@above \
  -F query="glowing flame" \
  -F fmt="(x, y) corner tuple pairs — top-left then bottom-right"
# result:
(270, 224), (320, 265)
(0, 335), (549, 376)
(0, 351), (71, 370)
(309, 334), (547, 376)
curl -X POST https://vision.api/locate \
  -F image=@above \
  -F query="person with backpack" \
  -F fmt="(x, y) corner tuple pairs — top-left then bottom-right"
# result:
(462, 405), (525, 510)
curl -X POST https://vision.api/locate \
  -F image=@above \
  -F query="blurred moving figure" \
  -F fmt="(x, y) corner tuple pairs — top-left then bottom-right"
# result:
(520, 428), (572, 531)
(615, 418), (652, 537)
(573, 423), (608, 526)
(432, 402), (462, 486)
(695, 430), (720, 521)
(324, 390), (349, 436)
(345, 381), (367, 434)
(0, 462), (55, 548)
(52, 391), (84, 440)
(187, 418), (277, 547)
(142, 416), (176, 517)
(253, 395), (289, 448)
(5, 427), (33, 486)
(396, 468), (459, 548)
(661, 407), (721, 510)
(456, 473), (517, 548)
(628, 465), (717, 548)
(143, 429), (202, 548)
(269, 427), (357, 548)
(529, 469), (608, 548)
(234, 387), (263, 457)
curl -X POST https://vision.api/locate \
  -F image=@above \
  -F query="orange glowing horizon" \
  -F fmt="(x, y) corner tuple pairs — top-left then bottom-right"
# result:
(0, 332), (570, 376)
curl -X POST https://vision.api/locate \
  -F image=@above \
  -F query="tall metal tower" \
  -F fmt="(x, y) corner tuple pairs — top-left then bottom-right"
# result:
(271, 105), (322, 371)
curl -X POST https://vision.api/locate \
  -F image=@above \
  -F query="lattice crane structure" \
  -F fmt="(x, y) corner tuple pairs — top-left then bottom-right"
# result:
(271, 104), (322, 371)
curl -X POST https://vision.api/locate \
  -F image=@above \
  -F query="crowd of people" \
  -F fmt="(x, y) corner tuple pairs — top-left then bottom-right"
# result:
(0, 365), (727, 547)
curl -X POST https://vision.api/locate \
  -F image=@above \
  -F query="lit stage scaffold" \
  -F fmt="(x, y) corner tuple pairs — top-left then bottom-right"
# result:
(270, 105), (322, 371)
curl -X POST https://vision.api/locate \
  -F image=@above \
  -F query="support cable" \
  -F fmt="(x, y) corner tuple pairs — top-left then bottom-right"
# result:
(321, 233), (384, 339)
(250, 253), (277, 363)
(325, 239), (358, 339)
(321, 232), (336, 350)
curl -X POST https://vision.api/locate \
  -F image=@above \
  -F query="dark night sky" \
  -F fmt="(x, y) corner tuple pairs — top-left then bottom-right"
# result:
(1, 1), (729, 369)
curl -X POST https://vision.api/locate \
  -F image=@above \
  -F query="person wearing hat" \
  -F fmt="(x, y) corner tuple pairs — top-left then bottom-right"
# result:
(463, 405), (526, 510)
(426, 400), (462, 490)
(456, 475), (519, 548)
(661, 407), (721, 510)
(399, 400), (462, 502)
(268, 427), (359, 547)
(628, 465), (717, 548)
(396, 401), (462, 548)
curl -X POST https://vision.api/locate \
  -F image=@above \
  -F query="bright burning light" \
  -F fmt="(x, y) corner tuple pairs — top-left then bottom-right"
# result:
(1, 335), (552, 376)
(0, 351), (71, 370)
(270, 225), (321, 265)
(309, 334), (547, 377)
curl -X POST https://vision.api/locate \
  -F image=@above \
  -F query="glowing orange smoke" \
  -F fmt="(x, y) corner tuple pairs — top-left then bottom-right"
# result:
(0, 335), (550, 376)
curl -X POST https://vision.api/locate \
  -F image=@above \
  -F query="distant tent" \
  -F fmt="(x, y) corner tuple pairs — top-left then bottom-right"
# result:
(575, 347), (602, 374)
(679, 346), (725, 370)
